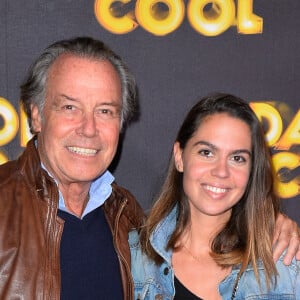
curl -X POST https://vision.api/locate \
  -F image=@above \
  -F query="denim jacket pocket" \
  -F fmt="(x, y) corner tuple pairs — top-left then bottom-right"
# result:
(134, 278), (173, 300)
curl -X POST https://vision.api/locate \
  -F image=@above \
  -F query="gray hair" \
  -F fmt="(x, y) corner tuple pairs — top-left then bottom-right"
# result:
(20, 36), (137, 133)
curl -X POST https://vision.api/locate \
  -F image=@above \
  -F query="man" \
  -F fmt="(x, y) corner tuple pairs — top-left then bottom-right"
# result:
(0, 37), (144, 299)
(0, 37), (298, 299)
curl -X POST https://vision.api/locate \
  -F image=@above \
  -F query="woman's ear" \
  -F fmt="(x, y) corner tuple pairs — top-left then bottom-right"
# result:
(173, 142), (183, 172)
(31, 104), (42, 132)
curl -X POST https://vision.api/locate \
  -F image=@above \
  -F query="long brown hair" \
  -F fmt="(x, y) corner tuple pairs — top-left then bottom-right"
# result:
(140, 93), (280, 286)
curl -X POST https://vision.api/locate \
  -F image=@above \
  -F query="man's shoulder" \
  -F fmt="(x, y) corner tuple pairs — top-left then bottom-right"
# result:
(104, 182), (145, 228)
(111, 183), (143, 212)
(0, 159), (19, 185)
(111, 182), (137, 201)
(0, 138), (39, 185)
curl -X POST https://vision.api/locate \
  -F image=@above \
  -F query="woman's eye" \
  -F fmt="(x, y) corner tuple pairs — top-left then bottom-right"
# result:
(199, 149), (212, 157)
(233, 155), (246, 163)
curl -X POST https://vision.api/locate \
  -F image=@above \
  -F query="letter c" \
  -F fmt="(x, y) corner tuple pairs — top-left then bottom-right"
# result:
(272, 152), (300, 198)
(94, 0), (138, 34)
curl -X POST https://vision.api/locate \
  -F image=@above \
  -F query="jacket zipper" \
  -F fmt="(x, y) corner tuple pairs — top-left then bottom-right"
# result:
(113, 197), (134, 300)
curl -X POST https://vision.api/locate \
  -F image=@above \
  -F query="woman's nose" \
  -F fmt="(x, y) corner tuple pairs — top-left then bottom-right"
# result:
(211, 158), (230, 178)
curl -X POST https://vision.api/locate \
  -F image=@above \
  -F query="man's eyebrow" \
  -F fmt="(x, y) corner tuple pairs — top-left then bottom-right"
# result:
(59, 95), (121, 107)
(59, 94), (78, 101)
(98, 101), (121, 107)
(193, 140), (252, 156)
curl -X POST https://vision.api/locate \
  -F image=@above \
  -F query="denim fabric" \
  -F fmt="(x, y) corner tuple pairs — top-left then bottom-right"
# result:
(129, 206), (300, 300)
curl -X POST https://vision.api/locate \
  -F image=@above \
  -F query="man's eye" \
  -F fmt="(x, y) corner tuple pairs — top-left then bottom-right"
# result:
(95, 107), (120, 119)
(100, 109), (111, 114)
(63, 105), (75, 110)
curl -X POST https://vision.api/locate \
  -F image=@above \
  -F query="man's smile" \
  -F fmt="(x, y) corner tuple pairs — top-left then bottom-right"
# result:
(67, 146), (98, 156)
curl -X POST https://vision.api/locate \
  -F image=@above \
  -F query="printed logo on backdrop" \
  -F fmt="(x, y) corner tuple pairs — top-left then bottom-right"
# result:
(249, 102), (300, 200)
(0, 97), (299, 199)
(0, 1), (298, 199)
(94, 0), (263, 36)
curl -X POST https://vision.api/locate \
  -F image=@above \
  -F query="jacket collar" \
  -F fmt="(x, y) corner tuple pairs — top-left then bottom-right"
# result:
(18, 136), (58, 203)
(150, 205), (178, 265)
(18, 136), (42, 183)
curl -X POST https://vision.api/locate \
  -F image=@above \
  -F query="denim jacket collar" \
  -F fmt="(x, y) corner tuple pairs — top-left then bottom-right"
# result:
(149, 206), (177, 266)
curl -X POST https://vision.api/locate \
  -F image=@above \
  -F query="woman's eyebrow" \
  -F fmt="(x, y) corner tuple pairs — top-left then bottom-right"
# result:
(192, 140), (216, 149)
(193, 140), (251, 156)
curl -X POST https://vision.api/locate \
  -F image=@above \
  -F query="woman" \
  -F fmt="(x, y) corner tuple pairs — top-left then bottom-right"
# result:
(130, 93), (300, 299)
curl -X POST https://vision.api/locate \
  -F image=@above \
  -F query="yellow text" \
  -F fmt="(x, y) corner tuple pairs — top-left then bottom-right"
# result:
(94, 0), (263, 36)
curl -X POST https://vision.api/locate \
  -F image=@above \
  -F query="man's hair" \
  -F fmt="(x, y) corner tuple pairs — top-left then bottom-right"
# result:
(20, 36), (137, 133)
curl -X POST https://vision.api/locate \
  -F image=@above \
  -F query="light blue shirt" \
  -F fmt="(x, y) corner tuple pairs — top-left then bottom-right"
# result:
(41, 163), (114, 219)
(58, 170), (114, 218)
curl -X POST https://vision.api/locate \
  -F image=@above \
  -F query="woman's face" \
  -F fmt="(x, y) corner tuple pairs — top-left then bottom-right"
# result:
(174, 113), (252, 221)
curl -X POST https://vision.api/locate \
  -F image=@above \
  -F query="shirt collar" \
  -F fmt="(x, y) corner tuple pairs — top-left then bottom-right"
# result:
(41, 162), (114, 219)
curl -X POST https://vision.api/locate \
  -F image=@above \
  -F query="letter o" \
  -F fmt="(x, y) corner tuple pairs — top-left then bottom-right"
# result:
(187, 0), (235, 36)
(0, 97), (19, 146)
(136, 0), (185, 36)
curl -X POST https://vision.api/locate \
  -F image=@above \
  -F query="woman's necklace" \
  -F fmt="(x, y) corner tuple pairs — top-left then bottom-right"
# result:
(183, 244), (202, 262)
(182, 244), (243, 299)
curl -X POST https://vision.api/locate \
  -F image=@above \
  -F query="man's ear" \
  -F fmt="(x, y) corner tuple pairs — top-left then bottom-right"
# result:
(173, 142), (183, 172)
(31, 104), (42, 132)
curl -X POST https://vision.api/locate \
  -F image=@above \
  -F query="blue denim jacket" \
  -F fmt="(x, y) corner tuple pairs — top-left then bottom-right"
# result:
(130, 206), (300, 299)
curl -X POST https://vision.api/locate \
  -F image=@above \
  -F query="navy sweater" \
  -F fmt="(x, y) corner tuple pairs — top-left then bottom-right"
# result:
(58, 206), (123, 299)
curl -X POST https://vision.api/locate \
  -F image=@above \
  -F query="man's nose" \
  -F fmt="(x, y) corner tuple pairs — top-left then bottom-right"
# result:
(76, 112), (98, 137)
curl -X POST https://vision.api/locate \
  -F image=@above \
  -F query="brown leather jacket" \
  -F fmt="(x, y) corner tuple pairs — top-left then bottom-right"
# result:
(0, 138), (145, 300)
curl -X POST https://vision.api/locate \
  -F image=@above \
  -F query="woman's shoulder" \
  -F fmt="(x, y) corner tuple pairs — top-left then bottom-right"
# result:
(235, 256), (300, 299)
(129, 230), (175, 300)
(129, 230), (167, 280)
(273, 253), (300, 293)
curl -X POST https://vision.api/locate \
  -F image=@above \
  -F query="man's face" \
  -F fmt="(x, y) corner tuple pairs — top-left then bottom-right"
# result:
(31, 54), (122, 186)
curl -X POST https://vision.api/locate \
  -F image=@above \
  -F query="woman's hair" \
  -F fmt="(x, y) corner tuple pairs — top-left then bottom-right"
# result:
(140, 93), (280, 286)
(20, 36), (137, 133)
